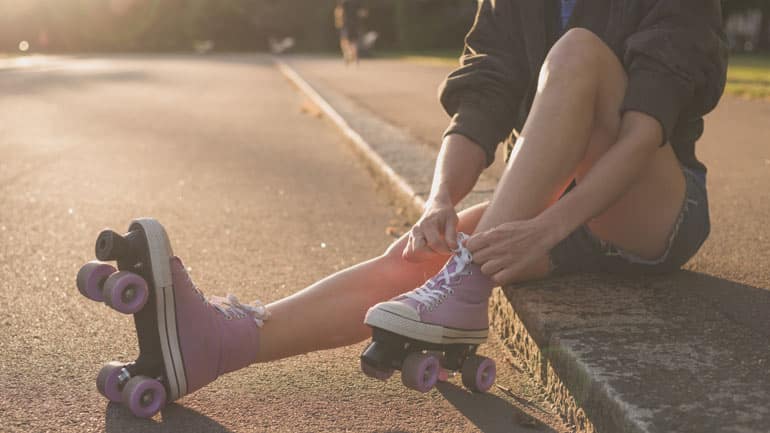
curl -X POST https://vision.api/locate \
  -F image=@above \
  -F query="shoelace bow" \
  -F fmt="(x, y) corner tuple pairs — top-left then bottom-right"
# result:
(186, 273), (270, 327)
(405, 232), (473, 311)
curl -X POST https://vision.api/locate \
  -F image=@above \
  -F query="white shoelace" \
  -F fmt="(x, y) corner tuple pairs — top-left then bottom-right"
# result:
(188, 275), (270, 327)
(207, 294), (270, 327)
(405, 233), (473, 311)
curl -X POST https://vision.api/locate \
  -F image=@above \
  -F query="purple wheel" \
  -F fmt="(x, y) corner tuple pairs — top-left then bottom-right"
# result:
(122, 376), (166, 418)
(361, 359), (394, 381)
(96, 361), (127, 402)
(401, 352), (440, 393)
(461, 355), (496, 393)
(76, 261), (116, 302)
(103, 271), (148, 314)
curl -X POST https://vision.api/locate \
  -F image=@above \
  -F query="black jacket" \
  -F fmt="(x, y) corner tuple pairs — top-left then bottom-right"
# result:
(439, 0), (728, 172)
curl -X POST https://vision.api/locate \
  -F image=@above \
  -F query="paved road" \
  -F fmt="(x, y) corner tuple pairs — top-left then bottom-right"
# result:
(0, 55), (567, 432)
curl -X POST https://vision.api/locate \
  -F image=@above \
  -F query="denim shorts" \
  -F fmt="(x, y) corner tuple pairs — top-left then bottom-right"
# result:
(549, 167), (710, 275)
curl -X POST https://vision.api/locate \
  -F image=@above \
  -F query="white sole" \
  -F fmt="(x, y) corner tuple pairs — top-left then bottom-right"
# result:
(365, 307), (488, 345)
(129, 218), (187, 401)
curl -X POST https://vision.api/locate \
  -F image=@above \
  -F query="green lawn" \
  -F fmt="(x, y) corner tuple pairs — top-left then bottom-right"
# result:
(376, 49), (460, 67)
(384, 51), (770, 100)
(726, 54), (770, 100)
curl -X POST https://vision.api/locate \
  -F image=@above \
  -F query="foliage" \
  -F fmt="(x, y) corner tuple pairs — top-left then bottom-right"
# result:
(0, 0), (767, 54)
(0, 0), (474, 53)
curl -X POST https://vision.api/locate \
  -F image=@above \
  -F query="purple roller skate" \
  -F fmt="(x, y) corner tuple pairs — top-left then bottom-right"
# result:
(77, 218), (268, 418)
(360, 233), (497, 393)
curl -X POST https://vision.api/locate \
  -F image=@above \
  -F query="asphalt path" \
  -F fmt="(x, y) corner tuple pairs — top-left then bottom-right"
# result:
(0, 55), (567, 432)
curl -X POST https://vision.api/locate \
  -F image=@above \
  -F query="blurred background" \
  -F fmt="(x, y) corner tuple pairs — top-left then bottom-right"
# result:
(0, 0), (475, 54)
(1, 0), (768, 55)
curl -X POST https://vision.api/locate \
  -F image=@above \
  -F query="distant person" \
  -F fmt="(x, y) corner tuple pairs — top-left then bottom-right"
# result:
(334, 0), (361, 64)
(82, 0), (728, 417)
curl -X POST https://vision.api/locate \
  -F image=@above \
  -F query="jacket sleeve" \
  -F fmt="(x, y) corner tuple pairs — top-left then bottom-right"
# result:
(621, 0), (728, 145)
(439, 0), (529, 166)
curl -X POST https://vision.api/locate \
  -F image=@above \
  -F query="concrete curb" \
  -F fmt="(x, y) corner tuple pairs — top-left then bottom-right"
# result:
(274, 58), (426, 212)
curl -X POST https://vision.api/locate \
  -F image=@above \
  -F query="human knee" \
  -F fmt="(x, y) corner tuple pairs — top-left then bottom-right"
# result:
(542, 29), (609, 84)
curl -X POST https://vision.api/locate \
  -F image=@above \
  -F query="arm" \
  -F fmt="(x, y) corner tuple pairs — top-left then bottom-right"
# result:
(404, 0), (527, 260)
(621, 0), (727, 144)
(439, 0), (529, 167)
(539, 112), (661, 242)
(427, 134), (486, 209)
(402, 134), (486, 260)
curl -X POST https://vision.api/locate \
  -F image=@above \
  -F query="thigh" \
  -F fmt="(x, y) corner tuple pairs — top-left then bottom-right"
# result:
(585, 145), (685, 260)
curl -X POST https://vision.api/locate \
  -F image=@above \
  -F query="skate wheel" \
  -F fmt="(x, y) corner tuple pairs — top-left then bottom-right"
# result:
(96, 361), (127, 402)
(360, 359), (394, 381)
(76, 261), (116, 302)
(461, 355), (496, 393)
(401, 352), (440, 393)
(103, 271), (148, 314)
(122, 376), (166, 418)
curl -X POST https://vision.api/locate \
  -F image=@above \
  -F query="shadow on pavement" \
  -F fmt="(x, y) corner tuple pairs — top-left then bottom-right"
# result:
(437, 382), (555, 433)
(105, 402), (234, 433)
(656, 270), (770, 337)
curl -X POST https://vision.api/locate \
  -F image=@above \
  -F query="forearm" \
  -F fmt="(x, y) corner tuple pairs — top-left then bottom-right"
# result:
(539, 112), (662, 240)
(427, 134), (487, 208)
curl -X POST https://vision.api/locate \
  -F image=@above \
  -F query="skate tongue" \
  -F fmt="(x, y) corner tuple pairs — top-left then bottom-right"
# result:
(405, 233), (474, 310)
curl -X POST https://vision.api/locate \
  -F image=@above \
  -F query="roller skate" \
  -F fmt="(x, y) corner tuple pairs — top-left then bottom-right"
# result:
(361, 233), (496, 393)
(76, 218), (268, 418)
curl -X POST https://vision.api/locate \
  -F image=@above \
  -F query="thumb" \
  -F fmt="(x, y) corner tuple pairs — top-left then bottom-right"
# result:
(445, 218), (458, 251)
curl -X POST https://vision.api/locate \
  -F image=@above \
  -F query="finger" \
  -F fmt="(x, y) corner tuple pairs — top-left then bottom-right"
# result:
(411, 227), (426, 251)
(445, 217), (458, 250)
(404, 234), (439, 263)
(481, 259), (507, 277)
(402, 232), (415, 260)
(492, 267), (519, 286)
(471, 245), (496, 264)
(465, 231), (490, 252)
(406, 229), (435, 262)
(403, 228), (424, 260)
(422, 224), (450, 254)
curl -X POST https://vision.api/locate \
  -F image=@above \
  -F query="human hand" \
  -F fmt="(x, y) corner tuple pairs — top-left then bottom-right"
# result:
(402, 199), (459, 262)
(465, 218), (561, 285)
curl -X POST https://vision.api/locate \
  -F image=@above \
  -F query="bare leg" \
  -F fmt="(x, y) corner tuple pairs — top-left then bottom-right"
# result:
(340, 37), (351, 64)
(255, 203), (487, 362)
(257, 29), (686, 361)
(472, 29), (685, 280)
(350, 41), (359, 65)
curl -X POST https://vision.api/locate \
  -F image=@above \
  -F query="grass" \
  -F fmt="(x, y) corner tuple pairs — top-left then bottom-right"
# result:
(383, 51), (770, 100)
(375, 49), (460, 66)
(726, 54), (770, 100)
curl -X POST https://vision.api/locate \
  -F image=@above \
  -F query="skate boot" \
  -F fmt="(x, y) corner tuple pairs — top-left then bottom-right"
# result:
(361, 233), (497, 393)
(76, 218), (268, 418)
